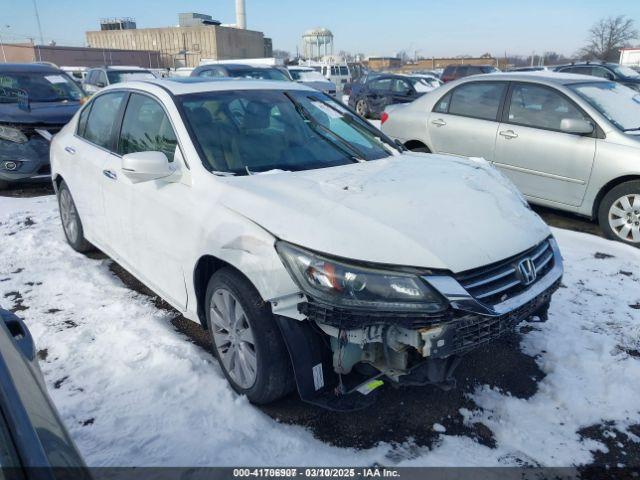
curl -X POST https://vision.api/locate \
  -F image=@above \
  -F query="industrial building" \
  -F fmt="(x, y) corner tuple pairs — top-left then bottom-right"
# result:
(0, 42), (161, 68)
(86, 5), (271, 68)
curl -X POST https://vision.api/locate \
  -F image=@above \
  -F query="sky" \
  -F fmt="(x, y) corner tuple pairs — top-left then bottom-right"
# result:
(1, 0), (639, 58)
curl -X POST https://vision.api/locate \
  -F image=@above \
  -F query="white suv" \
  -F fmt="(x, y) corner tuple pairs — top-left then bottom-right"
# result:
(50, 79), (563, 409)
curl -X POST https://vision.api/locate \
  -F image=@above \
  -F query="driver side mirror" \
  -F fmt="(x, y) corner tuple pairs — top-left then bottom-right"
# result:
(122, 151), (174, 184)
(560, 118), (594, 135)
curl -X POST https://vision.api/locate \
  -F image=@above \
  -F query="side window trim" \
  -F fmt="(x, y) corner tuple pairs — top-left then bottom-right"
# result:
(73, 90), (129, 155)
(500, 81), (599, 137)
(431, 81), (508, 122)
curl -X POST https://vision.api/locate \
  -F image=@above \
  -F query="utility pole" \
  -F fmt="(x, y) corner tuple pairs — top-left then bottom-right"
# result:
(0, 25), (8, 63)
(32, 0), (44, 45)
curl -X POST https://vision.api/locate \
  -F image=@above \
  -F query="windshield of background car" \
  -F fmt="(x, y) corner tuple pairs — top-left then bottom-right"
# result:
(612, 65), (640, 78)
(228, 68), (290, 81)
(569, 81), (640, 132)
(179, 89), (395, 175)
(0, 71), (84, 102)
(106, 70), (156, 83)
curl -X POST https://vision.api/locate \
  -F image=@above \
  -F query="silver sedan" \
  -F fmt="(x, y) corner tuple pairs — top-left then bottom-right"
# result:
(381, 72), (640, 246)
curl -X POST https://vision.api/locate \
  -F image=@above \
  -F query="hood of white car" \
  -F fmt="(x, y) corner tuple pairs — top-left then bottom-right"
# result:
(220, 154), (551, 273)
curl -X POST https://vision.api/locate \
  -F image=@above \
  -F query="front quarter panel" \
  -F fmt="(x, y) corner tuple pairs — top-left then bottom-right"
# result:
(186, 198), (300, 321)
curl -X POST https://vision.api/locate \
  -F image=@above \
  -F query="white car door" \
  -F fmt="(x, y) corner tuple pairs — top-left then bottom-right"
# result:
(114, 92), (189, 309)
(427, 81), (507, 160)
(493, 83), (596, 207)
(65, 91), (127, 247)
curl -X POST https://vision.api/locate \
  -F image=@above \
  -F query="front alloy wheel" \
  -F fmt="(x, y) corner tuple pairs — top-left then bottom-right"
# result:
(205, 268), (295, 404)
(608, 194), (640, 243)
(598, 180), (640, 246)
(210, 288), (257, 389)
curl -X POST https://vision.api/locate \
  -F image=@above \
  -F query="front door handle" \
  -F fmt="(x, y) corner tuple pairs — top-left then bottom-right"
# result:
(431, 118), (447, 127)
(499, 130), (519, 139)
(103, 169), (117, 180)
(64, 146), (76, 155)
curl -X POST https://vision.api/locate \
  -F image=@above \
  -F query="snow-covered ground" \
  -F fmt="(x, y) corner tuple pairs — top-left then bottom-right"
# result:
(1, 194), (639, 467)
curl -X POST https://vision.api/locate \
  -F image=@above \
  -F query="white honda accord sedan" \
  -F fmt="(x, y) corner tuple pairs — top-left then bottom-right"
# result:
(50, 78), (563, 410)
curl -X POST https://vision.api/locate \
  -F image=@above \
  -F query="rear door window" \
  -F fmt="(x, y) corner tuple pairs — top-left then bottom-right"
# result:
(81, 92), (127, 150)
(369, 78), (392, 93)
(447, 82), (506, 120)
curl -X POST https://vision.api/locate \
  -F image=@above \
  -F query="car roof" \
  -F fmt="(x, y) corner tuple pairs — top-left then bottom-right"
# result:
(459, 70), (611, 85)
(108, 77), (314, 96)
(197, 64), (278, 70)
(0, 63), (62, 73)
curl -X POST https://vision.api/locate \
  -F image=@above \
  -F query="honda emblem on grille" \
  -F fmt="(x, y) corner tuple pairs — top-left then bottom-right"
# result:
(516, 258), (537, 286)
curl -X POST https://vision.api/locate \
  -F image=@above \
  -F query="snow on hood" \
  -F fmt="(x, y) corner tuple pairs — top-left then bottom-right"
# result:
(221, 154), (550, 273)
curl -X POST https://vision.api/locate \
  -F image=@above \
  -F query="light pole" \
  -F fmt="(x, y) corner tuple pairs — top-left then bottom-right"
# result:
(0, 25), (9, 63)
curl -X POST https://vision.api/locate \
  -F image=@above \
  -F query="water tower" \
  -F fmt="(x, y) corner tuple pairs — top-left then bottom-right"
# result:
(302, 28), (334, 60)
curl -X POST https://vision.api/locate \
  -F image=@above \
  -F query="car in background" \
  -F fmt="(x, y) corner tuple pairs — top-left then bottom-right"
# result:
(60, 66), (89, 86)
(50, 78), (562, 410)
(405, 73), (443, 89)
(348, 74), (430, 119)
(82, 66), (157, 94)
(440, 64), (500, 83)
(343, 71), (380, 97)
(318, 62), (351, 92)
(191, 63), (292, 81)
(0, 63), (85, 190)
(0, 307), (89, 475)
(507, 66), (549, 72)
(288, 66), (336, 96)
(381, 71), (640, 246)
(553, 62), (640, 91)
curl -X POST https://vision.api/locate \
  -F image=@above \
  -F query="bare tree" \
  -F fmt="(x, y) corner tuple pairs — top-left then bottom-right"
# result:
(578, 15), (638, 61)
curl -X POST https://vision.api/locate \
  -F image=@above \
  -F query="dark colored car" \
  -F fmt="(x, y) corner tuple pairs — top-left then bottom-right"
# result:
(191, 64), (292, 81)
(347, 74), (427, 119)
(0, 64), (84, 190)
(441, 64), (500, 83)
(553, 62), (640, 92)
(0, 307), (89, 477)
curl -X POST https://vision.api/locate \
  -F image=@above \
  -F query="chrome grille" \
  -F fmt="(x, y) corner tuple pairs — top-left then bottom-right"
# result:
(455, 239), (555, 306)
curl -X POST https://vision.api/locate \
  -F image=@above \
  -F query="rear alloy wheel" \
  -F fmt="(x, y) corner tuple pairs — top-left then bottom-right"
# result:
(598, 180), (640, 246)
(57, 181), (93, 253)
(205, 268), (295, 404)
(355, 99), (369, 118)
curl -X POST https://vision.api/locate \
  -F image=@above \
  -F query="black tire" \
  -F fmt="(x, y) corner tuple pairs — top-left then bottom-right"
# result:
(597, 180), (640, 247)
(205, 268), (295, 404)
(57, 181), (94, 253)
(355, 98), (369, 118)
(0, 179), (9, 191)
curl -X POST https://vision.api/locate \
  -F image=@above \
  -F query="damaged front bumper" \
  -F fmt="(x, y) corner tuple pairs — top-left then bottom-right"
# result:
(275, 237), (563, 411)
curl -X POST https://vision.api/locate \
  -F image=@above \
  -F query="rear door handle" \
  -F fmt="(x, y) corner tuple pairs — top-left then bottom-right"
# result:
(431, 119), (446, 127)
(499, 130), (518, 139)
(64, 146), (76, 155)
(103, 169), (117, 180)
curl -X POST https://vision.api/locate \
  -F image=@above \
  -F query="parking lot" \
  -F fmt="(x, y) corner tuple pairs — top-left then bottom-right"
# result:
(1, 183), (638, 469)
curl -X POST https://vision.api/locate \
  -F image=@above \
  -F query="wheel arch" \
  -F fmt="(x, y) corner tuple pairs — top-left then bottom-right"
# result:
(52, 173), (65, 192)
(592, 175), (640, 218)
(404, 140), (431, 152)
(193, 254), (270, 330)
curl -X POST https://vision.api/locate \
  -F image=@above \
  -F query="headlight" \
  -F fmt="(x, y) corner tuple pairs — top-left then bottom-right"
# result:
(276, 241), (448, 312)
(0, 125), (28, 144)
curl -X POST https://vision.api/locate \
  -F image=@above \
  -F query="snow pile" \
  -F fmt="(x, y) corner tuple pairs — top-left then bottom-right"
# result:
(1, 195), (638, 467)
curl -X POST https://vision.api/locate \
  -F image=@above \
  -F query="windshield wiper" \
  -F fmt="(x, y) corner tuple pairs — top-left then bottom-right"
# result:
(284, 93), (367, 163)
(623, 127), (640, 132)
